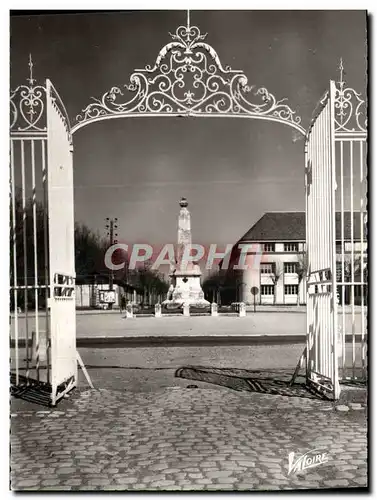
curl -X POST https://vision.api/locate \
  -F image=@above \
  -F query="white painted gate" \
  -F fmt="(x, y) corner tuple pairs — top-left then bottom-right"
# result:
(306, 73), (367, 399)
(10, 66), (77, 406)
(332, 63), (367, 383)
(46, 80), (77, 405)
(305, 81), (339, 399)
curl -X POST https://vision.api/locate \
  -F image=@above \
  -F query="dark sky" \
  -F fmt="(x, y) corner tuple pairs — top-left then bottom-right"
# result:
(10, 10), (367, 251)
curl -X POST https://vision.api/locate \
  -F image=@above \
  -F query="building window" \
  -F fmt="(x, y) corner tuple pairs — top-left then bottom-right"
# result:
(261, 285), (274, 295)
(284, 243), (299, 252)
(284, 284), (299, 295)
(264, 243), (275, 252)
(284, 262), (298, 274)
(260, 263), (275, 274)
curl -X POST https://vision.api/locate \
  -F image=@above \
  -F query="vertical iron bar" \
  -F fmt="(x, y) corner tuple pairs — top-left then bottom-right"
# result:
(340, 140), (345, 378)
(350, 140), (355, 378)
(31, 140), (40, 381)
(305, 139), (309, 379)
(21, 140), (30, 381)
(10, 140), (19, 385)
(330, 82), (339, 399)
(323, 109), (327, 378)
(42, 139), (50, 385)
(308, 135), (312, 379)
(326, 103), (332, 381)
(319, 113), (324, 377)
(323, 107), (328, 379)
(313, 121), (318, 376)
(326, 101), (330, 378)
(359, 140), (366, 378)
(324, 108), (328, 378)
(310, 129), (314, 380)
(327, 104), (332, 380)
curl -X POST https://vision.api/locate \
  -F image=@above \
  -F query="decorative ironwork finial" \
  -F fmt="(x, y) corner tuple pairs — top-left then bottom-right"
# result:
(28, 53), (36, 86)
(333, 57), (366, 134)
(10, 53), (47, 132)
(338, 57), (345, 91)
(187, 9), (190, 30)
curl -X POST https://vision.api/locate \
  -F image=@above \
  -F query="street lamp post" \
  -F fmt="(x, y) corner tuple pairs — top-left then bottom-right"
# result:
(105, 217), (118, 309)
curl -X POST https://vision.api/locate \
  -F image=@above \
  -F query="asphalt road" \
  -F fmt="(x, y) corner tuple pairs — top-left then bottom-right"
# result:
(10, 311), (365, 340)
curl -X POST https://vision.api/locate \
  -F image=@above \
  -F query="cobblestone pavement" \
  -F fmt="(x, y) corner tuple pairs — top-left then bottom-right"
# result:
(10, 387), (367, 491)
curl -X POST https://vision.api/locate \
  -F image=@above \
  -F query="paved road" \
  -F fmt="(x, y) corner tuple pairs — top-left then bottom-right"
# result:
(10, 387), (367, 491)
(10, 311), (365, 339)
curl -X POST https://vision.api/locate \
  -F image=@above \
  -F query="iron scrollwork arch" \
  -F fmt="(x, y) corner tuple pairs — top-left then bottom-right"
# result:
(72, 23), (306, 135)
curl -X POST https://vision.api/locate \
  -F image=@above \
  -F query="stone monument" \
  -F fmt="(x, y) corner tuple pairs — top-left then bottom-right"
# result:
(162, 197), (210, 310)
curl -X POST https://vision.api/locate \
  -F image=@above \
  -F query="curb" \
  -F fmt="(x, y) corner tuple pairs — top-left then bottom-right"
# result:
(11, 334), (364, 348)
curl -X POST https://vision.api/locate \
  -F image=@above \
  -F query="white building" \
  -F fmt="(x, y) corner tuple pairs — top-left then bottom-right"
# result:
(225, 211), (366, 306)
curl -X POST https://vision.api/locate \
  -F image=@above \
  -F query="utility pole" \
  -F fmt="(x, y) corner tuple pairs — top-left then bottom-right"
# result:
(105, 217), (118, 310)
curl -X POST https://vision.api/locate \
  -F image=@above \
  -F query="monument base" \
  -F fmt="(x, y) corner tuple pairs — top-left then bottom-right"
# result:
(162, 298), (211, 310)
(162, 272), (210, 310)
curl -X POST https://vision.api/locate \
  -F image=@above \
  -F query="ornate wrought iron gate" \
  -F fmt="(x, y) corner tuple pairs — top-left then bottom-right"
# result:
(10, 62), (77, 406)
(333, 62), (367, 383)
(305, 72), (367, 399)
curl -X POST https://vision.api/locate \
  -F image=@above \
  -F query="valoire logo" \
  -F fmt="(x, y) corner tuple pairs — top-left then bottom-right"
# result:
(288, 449), (329, 475)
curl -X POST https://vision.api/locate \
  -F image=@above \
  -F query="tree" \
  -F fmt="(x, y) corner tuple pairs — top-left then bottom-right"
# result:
(335, 253), (367, 306)
(269, 263), (283, 305)
(296, 253), (308, 305)
(342, 254), (368, 306)
(202, 268), (243, 305)
(74, 223), (108, 284)
(10, 192), (115, 309)
(127, 260), (169, 306)
(9, 190), (48, 310)
(10, 189), (47, 286)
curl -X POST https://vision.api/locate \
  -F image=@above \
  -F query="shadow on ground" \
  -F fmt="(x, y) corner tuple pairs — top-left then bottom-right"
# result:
(10, 365), (367, 408)
(175, 366), (329, 400)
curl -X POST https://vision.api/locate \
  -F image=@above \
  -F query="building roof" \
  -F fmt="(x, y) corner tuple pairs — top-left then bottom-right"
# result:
(239, 211), (366, 242)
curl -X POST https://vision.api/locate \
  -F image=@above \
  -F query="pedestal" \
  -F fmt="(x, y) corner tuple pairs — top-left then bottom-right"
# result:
(239, 302), (246, 317)
(211, 303), (218, 317)
(126, 304), (133, 318)
(155, 303), (162, 318)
